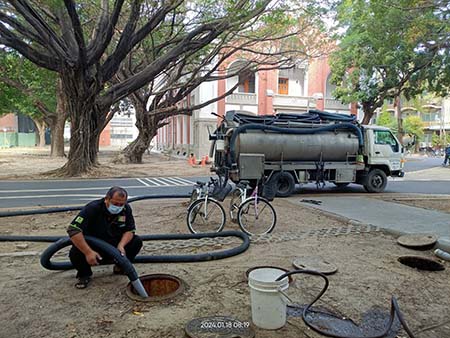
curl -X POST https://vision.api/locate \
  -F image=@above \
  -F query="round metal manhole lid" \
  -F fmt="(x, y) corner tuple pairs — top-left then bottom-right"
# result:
(126, 274), (185, 302)
(398, 255), (445, 271)
(292, 256), (338, 275)
(397, 234), (438, 250)
(244, 266), (294, 285)
(185, 316), (254, 338)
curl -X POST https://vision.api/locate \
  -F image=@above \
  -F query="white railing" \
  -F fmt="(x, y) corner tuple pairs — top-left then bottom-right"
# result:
(225, 93), (257, 105)
(273, 95), (312, 109)
(324, 98), (350, 111)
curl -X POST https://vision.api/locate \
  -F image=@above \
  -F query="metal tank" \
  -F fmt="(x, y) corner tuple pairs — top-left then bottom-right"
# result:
(234, 130), (359, 162)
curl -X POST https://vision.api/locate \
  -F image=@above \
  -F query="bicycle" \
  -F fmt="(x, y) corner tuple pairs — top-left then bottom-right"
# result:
(186, 178), (228, 234)
(229, 179), (277, 236)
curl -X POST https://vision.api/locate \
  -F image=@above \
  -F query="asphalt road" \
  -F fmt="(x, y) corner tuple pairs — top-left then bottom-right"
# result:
(0, 176), (206, 209)
(1, 173), (449, 210)
(403, 155), (444, 172)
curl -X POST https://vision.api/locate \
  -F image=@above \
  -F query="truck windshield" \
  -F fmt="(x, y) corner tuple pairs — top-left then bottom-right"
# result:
(374, 130), (399, 152)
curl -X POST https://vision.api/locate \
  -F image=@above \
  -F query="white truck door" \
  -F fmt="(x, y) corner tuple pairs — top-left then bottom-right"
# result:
(370, 129), (402, 171)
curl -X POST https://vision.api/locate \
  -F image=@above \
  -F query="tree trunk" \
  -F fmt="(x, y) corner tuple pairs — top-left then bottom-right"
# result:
(56, 71), (106, 176)
(32, 118), (46, 147)
(50, 78), (68, 157)
(50, 113), (66, 157)
(122, 104), (158, 164)
(361, 103), (375, 125)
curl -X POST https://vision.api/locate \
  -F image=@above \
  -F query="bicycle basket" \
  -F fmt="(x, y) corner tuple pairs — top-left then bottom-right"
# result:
(211, 182), (233, 201)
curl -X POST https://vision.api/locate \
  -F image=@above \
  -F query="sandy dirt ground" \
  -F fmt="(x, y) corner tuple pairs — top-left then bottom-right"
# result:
(0, 147), (210, 179)
(1, 148), (450, 338)
(1, 198), (449, 338)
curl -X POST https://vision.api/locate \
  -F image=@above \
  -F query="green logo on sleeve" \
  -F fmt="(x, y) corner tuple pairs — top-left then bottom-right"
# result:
(75, 216), (84, 224)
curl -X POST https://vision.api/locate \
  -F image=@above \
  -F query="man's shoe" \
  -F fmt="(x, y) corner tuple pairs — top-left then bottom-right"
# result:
(75, 276), (91, 289)
(113, 264), (125, 275)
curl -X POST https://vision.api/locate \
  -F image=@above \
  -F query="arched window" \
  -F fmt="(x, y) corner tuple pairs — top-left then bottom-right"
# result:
(227, 60), (256, 94)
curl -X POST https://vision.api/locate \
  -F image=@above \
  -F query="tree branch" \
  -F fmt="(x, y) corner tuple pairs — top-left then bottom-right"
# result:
(86, 0), (125, 66)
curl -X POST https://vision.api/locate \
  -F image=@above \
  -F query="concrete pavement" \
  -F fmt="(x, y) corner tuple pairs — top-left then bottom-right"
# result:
(292, 196), (450, 242)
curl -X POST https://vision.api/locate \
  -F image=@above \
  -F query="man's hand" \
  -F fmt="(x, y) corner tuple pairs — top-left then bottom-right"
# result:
(117, 245), (126, 256)
(86, 250), (102, 266)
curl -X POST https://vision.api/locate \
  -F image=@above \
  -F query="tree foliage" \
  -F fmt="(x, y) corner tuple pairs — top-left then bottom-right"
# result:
(0, 50), (57, 119)
(376, 108), (397, 130)
(403, 115), (424, 141)
(330, 0), (450, 124)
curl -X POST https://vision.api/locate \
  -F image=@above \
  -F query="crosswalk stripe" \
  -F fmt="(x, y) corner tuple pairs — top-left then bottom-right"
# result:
(157, 177), (181, 185)
(136, 178), (150, 186)
(151, 178), (171, 186)
(145, 178), (161, 186)
(170, 177), (195, 185)
(174, 177), (196, 185)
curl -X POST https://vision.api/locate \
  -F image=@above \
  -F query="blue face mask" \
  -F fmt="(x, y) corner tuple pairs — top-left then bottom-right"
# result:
(107, 203), (124, 214)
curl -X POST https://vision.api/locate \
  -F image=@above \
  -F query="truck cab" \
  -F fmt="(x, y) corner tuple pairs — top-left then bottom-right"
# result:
(359, 126), (405, 192)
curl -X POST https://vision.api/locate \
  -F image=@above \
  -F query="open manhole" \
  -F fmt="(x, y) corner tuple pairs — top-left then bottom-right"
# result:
(398, 256), (445, 271)
(245, 266), (294, 285)
(126, 273), (185, 302)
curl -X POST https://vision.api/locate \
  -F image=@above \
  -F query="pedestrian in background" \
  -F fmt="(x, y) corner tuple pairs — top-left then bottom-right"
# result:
(443, 146), (450, 166)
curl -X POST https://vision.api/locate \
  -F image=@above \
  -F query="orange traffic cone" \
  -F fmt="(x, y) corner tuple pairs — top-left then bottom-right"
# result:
(205, 155), (209, 164)
(200, 156), (206, 167)
(192, 155), (197, 165)
(187, 156), (193, 165)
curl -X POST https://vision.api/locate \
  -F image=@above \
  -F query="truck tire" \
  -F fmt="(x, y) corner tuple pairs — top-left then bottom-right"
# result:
(272, 172), (295, 197)
(364, 169), (387, 193)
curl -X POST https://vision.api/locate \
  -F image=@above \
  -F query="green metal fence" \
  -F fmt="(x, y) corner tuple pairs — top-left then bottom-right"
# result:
(0, 132), (37, 147)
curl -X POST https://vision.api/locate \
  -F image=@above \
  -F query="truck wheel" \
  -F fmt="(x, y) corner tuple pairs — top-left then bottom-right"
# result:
(272, 172), (295, 197)
(364, 169), (387, 193)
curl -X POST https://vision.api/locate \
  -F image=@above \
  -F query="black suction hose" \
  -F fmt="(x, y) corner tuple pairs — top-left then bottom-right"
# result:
(39, 230), (250, 269)
(0, 194), (190, 218)
(40, 236), (149, 297)
(276, 270), (416, 338)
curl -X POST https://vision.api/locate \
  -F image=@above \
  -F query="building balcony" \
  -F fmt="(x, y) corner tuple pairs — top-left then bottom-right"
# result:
(273, 94), (313, 111)
(323, 98), (350, 111)
(225, 92), (257, 105)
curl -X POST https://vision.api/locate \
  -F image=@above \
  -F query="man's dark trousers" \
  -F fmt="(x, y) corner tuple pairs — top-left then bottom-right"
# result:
(69, 235), (143, 278)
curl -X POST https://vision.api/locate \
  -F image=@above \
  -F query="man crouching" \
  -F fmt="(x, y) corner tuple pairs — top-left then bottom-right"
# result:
(67, 186), (142, 289)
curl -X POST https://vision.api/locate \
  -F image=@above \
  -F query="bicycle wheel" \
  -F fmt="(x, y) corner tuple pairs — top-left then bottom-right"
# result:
(186, 198), (226, 234)
(237, 197), (276, 236)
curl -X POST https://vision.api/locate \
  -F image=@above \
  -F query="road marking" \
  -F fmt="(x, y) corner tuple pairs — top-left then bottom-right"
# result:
(172, 177), (196, 185)
(144, 178), (162, 186)
(0, 185), (146, 194)
(136, 178), (150, 186)
(151, 178), (171, 186)
(157, 177), (188, 185)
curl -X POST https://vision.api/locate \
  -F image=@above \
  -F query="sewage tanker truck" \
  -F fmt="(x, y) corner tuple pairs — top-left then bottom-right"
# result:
(209, 110), (404, 196)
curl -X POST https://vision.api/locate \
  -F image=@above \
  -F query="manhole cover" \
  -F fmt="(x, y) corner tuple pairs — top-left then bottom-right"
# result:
(185, 316), (254, 338)
(398, 256), (445, 271)
(245, 266), (294, 285)
(292, 256), (338, 275)
(397, 234), (437, 250)
(126, 274), (185, 302)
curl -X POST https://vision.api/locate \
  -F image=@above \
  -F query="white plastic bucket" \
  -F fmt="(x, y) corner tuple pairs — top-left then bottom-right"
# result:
(248, 267), (290, 330)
